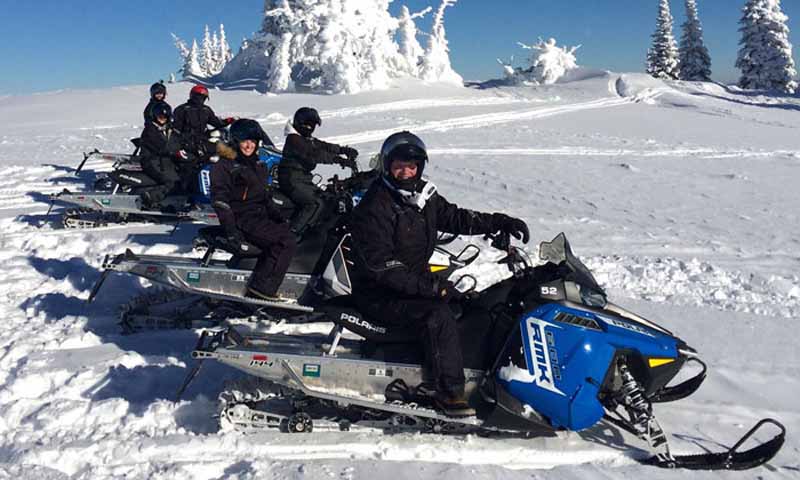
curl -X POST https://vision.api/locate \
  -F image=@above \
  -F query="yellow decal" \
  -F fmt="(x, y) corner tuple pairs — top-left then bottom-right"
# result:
(648, 358), (676, 368)
(429, 265), (448, 273)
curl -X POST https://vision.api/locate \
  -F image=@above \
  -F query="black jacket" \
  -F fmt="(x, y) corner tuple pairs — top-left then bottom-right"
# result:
(139, 122), (182, 165)
(173, 97), (226, 148)
(278, 132), (344, 188)
(349, 179), (502, 298)
(210, 152), (281, 235)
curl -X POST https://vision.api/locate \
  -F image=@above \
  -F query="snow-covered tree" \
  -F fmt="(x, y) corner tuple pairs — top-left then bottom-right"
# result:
(421, 0), (462, 85)
(187, 40), (203, 78)
(201, 25), (214, 76)
(646, 0), (680, 80)
(219, 0), (412, 93)
(218, 24), (233, 66)
(172, 24), (234, 79)
(498, 38), (580, 85)
(397, 5), (431, 76)
(679, 0), (712, 81)
(736, 0), (797, 93)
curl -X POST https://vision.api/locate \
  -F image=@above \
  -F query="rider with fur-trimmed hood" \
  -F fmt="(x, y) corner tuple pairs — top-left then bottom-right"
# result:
(348, 131), (530, 417)
(210, 119), (296, 301)
(278, 107), (359, 235)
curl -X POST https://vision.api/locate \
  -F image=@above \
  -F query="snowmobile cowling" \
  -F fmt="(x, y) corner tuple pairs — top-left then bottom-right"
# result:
(498, 303), (680, 431)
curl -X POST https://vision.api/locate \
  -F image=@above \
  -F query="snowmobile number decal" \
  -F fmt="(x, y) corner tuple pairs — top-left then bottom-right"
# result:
(249, 354), (273, 367)
(303, 364), (321, 377)
(524, 317), (565, 396)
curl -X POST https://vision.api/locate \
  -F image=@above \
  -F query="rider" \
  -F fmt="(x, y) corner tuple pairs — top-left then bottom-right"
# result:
(348, 131), (530, 418)
(138, 102), (187, 209)
(210, 119), (297, 301)
(143, 81), (168, 125)
(173, 85), (235, 167)
(278, 107), (359, 236)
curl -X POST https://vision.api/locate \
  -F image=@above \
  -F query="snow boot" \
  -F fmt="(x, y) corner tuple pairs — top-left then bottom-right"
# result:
(434, 391), (476, 418)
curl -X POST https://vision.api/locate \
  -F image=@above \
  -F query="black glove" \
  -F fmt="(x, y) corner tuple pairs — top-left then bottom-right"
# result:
(495, 214), (530, 244)
(226, 230), (250, 254)
(340, 146), (359, 161)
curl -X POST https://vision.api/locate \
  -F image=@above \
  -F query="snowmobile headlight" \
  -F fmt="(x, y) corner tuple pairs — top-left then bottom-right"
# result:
(648, 357), (676, 368)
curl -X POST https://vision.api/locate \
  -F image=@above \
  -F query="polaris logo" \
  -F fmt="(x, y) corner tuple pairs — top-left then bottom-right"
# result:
(340, 312), (386, 334)
(524, 317), (565, 396)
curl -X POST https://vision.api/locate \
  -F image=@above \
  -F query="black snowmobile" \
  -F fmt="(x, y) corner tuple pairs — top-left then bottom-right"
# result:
(184, 233), (785, 471)
(50, 130), (227, 229)
(87, 166), (482, 332)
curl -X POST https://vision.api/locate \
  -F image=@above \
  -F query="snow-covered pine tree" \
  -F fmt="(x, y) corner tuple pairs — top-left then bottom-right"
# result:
(218, 24), (233, 66)
(736, 0), (797, 93)
(187, 39), (203, 78)
(420, 0), (463, 85)
(201, 25), (214, 76)
(646, 0), (680, 80)
(679, 0), (712, 81)
(397, 5), (431, 76)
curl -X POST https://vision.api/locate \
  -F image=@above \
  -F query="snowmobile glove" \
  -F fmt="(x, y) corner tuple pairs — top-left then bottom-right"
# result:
(493, 213), (530, 244)
(340, 146), (359, 161)
(226, 231), (252, 255)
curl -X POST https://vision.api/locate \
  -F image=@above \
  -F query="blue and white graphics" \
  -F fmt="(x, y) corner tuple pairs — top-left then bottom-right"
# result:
(524, 317), (565, 397)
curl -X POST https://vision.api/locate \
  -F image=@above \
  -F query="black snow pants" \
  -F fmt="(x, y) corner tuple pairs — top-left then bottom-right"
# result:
(281, 176), (325, 235)
(238, 215), (297, 296)
(141, 156), (180, 205)
(355, 295), (466, 396)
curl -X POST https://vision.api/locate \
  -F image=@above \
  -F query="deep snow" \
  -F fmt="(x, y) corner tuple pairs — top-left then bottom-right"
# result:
(0, 73), (798, 479)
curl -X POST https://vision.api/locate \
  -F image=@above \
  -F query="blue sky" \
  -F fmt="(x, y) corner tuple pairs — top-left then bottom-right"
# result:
(1, 0), (798, 94)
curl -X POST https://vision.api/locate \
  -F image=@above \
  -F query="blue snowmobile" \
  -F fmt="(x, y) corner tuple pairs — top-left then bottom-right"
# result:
(185, 233), (785, 471)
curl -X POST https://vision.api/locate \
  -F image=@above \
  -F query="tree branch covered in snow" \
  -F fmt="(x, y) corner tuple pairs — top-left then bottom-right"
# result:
(420, 0), (463, 85)
(498, 38), (580, 85)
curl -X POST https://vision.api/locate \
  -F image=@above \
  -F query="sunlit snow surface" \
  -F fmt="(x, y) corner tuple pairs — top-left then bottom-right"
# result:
(0, 74), (798, 479)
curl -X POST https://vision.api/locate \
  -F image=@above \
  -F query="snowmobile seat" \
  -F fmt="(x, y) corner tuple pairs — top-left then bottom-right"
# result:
(196, 226), (263, 268)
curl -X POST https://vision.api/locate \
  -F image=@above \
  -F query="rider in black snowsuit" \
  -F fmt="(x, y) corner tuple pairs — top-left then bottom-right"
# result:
(143, 81), (168, 125)
(278, 107), (359, 235)
(173, 85), (234, 187)
(138, 102), (186, 208)
(210, 119), (296, 301)
(348, 131), (530, 417)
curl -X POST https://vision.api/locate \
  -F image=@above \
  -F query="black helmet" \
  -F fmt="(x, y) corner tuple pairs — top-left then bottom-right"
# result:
(230, 119), (263, 146)
(150, 81), (166, 98)
(292, 107), (321, 137)
(152, 102), (172, 122)
(380, 131), (428, 190)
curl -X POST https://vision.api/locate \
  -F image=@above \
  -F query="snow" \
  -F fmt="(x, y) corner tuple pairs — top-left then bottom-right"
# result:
(1, 75), (800, 478)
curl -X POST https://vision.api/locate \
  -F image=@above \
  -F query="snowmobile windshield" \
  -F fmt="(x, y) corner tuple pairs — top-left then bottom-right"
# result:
(539, 233), (606, 306)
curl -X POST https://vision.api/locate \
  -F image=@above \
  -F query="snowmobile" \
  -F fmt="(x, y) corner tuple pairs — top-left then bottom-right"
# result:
(89, 224), (481, 333)
(184, 232), (786, 471)
(87, 166), (480, 332)
(49, 130), (232, 229)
